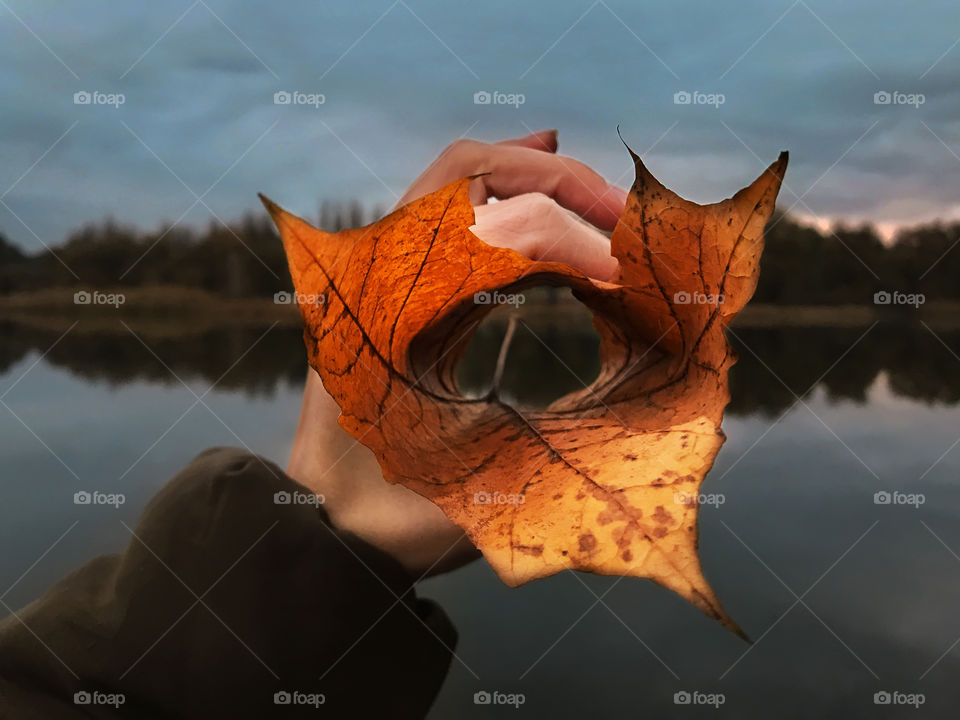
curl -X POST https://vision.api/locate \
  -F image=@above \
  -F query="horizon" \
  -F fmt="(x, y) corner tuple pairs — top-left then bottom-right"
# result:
(0, 197), (950, 255)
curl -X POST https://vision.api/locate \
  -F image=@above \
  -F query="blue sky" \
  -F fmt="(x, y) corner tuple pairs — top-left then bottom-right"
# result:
(2, 0), (960, 252)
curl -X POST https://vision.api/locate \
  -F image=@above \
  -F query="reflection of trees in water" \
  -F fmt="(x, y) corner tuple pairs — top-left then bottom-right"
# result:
(4, 320), (960, 411)
(727, 327), (882, 415)
(0, 322), (306, 397)
(728, 324), (960, 414)
(459, 318), (960, 413)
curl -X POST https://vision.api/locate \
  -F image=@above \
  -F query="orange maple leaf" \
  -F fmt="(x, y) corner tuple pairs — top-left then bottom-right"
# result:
(262, 146), (787, 636)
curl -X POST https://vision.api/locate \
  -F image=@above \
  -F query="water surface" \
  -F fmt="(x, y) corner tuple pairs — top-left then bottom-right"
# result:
(2, 317), (959, 718)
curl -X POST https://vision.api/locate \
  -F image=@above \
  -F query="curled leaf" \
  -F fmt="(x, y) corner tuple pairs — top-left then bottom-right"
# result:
(262, 147), (787, 636)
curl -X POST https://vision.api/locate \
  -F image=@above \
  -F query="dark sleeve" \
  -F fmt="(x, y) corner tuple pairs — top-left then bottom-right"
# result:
(0, 447), (456, 719)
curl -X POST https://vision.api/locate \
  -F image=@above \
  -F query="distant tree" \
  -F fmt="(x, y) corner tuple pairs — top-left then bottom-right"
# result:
(0, 231), (25, 264)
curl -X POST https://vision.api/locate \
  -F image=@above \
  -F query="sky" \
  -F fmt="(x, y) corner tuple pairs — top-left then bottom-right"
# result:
(2, 0), (960, 252)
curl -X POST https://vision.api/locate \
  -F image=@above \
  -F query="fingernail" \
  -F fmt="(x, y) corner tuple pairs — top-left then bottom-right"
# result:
(536, 129), (559, 150)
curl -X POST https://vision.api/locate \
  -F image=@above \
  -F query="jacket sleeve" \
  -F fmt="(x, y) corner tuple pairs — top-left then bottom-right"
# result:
(0, 447), (456, 719)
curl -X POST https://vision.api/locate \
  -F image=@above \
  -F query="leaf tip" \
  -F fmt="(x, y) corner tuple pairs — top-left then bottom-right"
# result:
(258, 193), (283, 221)
(616, 125), (640, 164)
(725, 618), (751, 644)
(772, 150), (789, 179)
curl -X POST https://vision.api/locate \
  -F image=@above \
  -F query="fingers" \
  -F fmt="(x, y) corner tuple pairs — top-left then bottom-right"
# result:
(471, 193), (620, 281)
(396, 130), (555, 209)
(475, 148), (627, 231)
(397, 132), (628, 232)
(495, 129), (558, 153)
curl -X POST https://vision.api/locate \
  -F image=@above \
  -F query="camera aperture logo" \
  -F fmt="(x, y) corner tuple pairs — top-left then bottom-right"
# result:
(273, 690), (325, 708)
(473, 90), (525, 108)
(474, 490), (525, 507)
(473, 690), (525, 708)
(873, 690), (924, 708)
(873, 490), (924, 508)
(873, 90), (925, 108)
(674, 290), (724, 306)
(473, 290), (525, 307)
(673, 90), (725, 108)
(673, 690), (725, 708)
(74, 490), (125, 508)
(274, 291), (325, 306)
(274, 490), (325, 507)
(74, 690), (125, 708)
(274, 90), (325, 108)
(73, 90), (125, 108)
(74, 290), (125, 308)
(873, 290), (924, 308)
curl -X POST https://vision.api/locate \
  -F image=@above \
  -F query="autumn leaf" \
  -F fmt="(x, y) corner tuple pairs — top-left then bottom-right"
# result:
(261, 146), (787, 636)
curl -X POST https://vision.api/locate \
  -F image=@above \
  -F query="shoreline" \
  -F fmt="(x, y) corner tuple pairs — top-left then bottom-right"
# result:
(1, 286), (957, 334)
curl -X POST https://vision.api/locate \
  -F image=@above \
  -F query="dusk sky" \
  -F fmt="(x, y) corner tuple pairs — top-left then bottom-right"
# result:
(3, 0), (960, 252)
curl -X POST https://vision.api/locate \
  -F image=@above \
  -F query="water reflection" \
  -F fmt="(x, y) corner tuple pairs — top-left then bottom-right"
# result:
(0, 321), (307, 396)
(728, 324), (960, 414)
(3, 316), (960, 412)
(4, 314), (960, 720)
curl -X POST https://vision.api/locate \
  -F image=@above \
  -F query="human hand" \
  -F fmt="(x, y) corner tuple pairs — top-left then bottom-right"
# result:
(402, 129), (624, 281)
(287, 130), (626, 577)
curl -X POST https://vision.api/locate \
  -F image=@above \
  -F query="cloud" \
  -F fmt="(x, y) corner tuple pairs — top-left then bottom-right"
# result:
(2, 0), (960, 254)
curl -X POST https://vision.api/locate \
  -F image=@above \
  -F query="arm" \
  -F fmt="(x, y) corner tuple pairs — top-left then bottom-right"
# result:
(0, 130), (625, 719)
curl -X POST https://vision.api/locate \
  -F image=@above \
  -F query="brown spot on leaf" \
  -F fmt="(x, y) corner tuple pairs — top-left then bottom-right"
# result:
(652, 505), (673, 524)
(515, 544), (543, 557)
(579, 533), (597, 552)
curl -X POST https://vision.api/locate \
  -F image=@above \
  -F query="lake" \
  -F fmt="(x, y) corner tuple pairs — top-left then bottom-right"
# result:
(1, 311), (959, 718)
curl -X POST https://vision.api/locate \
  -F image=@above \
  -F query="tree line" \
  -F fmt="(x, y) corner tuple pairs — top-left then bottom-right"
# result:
(1, 204), (959, 304)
